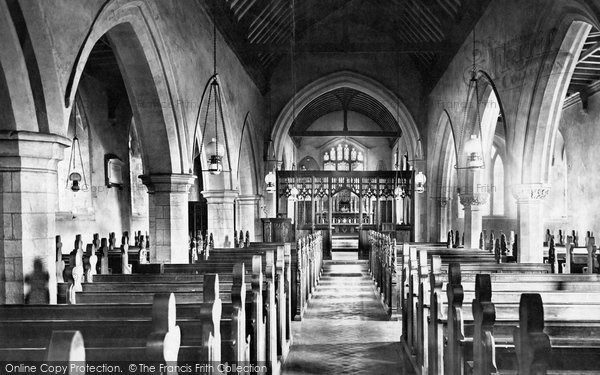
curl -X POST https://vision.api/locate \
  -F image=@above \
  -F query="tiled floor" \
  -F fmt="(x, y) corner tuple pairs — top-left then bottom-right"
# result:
(282, 258), (414, 375)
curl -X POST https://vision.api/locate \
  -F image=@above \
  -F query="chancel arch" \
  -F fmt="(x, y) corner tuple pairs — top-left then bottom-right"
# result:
(271, 71), (422, 164)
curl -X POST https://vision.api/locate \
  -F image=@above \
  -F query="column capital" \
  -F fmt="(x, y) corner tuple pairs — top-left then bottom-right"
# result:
(140, 173), (195, 193)
(0, 131), (70, 172)
(511, 183), (550, 202)
(236, 194), (262, 204)
(459, 192), (489, 207)
(202, 189), (239, 203)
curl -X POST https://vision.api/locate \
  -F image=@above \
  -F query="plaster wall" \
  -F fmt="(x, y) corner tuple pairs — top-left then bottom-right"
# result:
(55, 74), (138, 246)
(556, 93), (600, 234)
(297, 111), (394, 171)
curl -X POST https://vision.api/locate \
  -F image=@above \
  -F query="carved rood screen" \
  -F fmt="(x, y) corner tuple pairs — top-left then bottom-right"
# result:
(276, 170), (413, 200)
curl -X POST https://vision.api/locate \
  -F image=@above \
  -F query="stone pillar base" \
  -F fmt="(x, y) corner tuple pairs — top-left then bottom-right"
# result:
(460, 193), (489, 248)
(203, 190), (239, 248)
(237, 195), (262, 242)
(141, 174), (195, 264)
(0, 131), (70, 304)
(513, 184), (550, 263)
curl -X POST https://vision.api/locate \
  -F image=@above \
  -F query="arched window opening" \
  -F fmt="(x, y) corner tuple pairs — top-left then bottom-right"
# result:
(323, 141), (364, 171)
(491, 154), (505, 215)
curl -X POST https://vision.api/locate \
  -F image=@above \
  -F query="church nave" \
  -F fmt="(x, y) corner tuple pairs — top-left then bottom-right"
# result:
(284, 259), (413, 375)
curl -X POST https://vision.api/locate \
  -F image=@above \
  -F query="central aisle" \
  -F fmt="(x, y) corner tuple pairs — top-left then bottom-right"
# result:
(282, 258), (414, 375)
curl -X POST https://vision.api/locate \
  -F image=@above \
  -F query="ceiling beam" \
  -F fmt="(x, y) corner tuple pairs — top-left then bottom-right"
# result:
(579, 41), (600, 63)
(240, 41), (450, 54)
(202, 0), (269, 93)
(289, 130), (401, 138)
(424, 0), (493, 93)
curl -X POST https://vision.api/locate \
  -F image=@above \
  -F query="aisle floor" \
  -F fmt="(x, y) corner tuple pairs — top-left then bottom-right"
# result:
(282, 258), (414, 375)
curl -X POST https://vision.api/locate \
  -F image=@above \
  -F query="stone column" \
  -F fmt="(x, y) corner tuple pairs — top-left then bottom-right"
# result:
(141, 174), (195, 264)
(513, 184), (550, 263)
(237, 195), (262, 242)
(203, 190), (238, 248)
(0, 131), (70, 304)
(438, 197), (451, 241)
(460, 193), (489, 248)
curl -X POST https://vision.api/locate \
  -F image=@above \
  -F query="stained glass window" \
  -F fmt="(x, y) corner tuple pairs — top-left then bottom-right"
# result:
(323, 142), (365, 171)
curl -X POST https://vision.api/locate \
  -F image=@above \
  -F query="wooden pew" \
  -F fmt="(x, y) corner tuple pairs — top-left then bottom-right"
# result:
(0, 293), (181, 364)
(135, 257), (274, 374)
(398, 243), (499, 352)
(245, 233), (323, 321)
(442, 265), (600, 375)
(430, 262), (554, 375)
(159, 257), (275, 374)
(78, 269), (247, 366)
(207, 245), (293, 361)
(514, 293), (600, 374)
(368, 231), (397, 316)
(402, 246), (548, 375)
(565, 235), (598, 274)
(0, 330), (85, 364)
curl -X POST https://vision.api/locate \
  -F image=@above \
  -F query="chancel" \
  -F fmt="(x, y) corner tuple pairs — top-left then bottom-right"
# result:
(1, 0), (600, 374)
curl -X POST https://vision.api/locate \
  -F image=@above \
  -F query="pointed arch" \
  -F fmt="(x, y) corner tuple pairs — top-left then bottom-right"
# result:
(520, 17), (596, 183)
(237, 111), (260, 195)
(271, 70), (421, 162)
(0, 0), (37, 132)
(61, 0), (188, 175)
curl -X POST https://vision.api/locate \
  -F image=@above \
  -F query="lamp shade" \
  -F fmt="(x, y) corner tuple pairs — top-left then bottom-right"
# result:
(415, 171), (427, 193)
(265, 171), (276, 193)
(206, 138), (225, 157)
(464, 134), (483, 168)
(206, 138), (224, 175)
(68, 172), (82, 192)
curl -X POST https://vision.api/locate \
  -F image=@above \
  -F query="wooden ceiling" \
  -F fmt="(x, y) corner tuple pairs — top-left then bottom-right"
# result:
(289, 87), (401, 139)
(567, 28), (600, 97)
(204, 0), (490, 93)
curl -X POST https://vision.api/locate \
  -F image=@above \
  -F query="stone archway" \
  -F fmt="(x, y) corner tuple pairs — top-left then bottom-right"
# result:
(63, 0), (195, 263)
(63, 0), (188, 176)
(235, 112), (261, 242)
(271, 71), (422, 163)
(428, 110), (457, 241)
(0, 1), (71, 303)
(515, 16), (598, 261)
(521, 20), (594, 184)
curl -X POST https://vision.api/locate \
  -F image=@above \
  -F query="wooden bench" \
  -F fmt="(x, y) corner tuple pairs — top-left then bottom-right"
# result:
(398, 243), (498, 340)
(79, 267), (250, 367)
(249, 233), (323, 321)
(0, 293), (181, 364)
(207, 245), (292, 361)
(0, 330), (85, 364)
(513, 293), (600, 374)
(544, 233), (600, 274)
(442, 264), (600, 375)
(398, 244), (549, 375)
(160, 257), (276, 373)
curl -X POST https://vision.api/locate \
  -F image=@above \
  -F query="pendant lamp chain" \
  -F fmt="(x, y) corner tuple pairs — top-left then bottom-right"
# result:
(213, 21), (220, 164)
(288, 0), (299, 201)
(66, 102), (89, 191)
